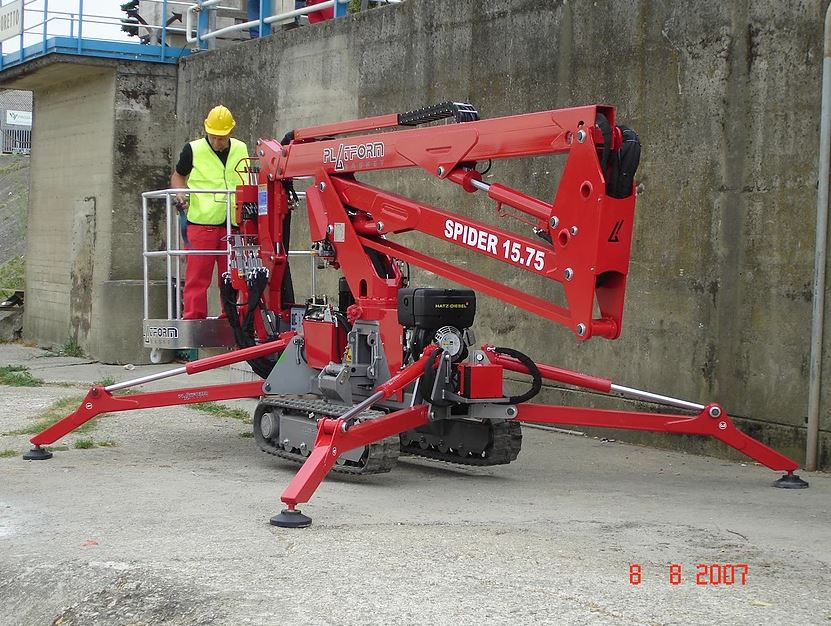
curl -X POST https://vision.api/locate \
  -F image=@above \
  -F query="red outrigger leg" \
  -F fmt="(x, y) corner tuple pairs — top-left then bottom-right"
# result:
(486, 346), (801, 473)
(271, 346), (437, 528)
(24, 334), (295, 459)
(516, 404), (798, 472)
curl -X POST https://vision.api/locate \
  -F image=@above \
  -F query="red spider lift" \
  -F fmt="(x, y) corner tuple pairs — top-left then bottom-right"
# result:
(24, 102), (808, 528)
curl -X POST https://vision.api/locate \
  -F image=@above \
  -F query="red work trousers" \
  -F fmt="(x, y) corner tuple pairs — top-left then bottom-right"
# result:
(183, 223), (229, 320)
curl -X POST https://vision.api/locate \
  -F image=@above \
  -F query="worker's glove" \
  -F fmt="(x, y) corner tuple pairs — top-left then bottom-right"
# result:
(175, 196), (190, 248)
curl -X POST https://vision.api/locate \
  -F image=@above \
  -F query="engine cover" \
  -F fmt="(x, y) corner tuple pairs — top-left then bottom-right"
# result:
(397, 288), (476, 329)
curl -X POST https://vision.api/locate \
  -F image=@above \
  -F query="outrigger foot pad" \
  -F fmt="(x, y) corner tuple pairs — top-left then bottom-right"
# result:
(23, 446), (52, 461)
(773, 473), (809, 489)
(270, 508), (312, 528)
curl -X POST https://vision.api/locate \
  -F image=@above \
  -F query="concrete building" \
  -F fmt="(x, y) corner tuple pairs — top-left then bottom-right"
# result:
(0, 89), (32, 153)
(0, 55), (178, 364)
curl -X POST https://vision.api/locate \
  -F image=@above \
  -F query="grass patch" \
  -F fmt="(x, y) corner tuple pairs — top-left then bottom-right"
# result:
(0, 256), (24, 295)
(238, 431), (253, 438)
(72, 438), (117, 450)
(60, 336), (85, 358)
(0, 449), (18, 458)
(3, 395), (103, 436)
(95, 376), (116, 387)
(190, 402), (252, 423)
(0, 365), (43, 387)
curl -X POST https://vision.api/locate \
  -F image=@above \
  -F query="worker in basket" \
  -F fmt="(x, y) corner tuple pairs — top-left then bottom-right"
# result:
(170, 105), (249, 320)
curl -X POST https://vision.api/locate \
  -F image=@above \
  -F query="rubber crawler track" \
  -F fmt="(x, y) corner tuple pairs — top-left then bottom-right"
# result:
(253, 396), (400, 475)
(401, 420), (523, 466)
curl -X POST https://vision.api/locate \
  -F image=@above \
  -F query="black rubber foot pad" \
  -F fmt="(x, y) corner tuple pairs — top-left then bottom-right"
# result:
(773, 473), (809, 489)
(270, 509), (312, 528)
(23, 447), (53, 461)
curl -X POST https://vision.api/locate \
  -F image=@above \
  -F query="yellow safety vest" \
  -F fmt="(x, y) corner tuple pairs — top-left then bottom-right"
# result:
(186, 137), (248, 226)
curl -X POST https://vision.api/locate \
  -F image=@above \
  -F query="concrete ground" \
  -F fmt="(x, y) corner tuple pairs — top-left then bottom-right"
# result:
(0, 343), (829, 625)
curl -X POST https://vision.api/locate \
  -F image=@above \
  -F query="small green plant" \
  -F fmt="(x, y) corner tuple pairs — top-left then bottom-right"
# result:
(0, 449), (18, 458)
(95, 376), (116, 387)
(190, 402), (252, 423)
(73, 438), (95, 449)
(0, 365), (43, 387)
(96, 439), (118, 447)
(238, 431), (254, 438)
(61, 336), (85, 358)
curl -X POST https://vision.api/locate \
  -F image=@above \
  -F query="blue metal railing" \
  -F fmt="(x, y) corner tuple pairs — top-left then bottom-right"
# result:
(186, 0), (402, 50)
(0, 0), (190, 72)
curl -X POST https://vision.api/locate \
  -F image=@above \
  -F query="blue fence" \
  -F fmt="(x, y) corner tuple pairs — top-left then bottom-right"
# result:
(0, 1), (189, 72)
(0, 0), (405, 70)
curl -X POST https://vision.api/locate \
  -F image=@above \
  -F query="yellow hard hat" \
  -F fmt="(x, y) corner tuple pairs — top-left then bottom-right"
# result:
(204, 105), (236, 136)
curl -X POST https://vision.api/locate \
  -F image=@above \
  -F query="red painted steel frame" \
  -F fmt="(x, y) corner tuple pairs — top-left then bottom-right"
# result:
(29, 334), (295, 447)
(31, 380), (265, 447)
(516, 403), (798, 472)
(279, 346), (437, 509)
(280, 406), (429, 510)
(256, 106), (633, 338)
(486, 347), (798, 472)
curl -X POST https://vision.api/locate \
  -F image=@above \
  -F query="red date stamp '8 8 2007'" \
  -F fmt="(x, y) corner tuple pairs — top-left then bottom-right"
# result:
(629, 564), (749, 586)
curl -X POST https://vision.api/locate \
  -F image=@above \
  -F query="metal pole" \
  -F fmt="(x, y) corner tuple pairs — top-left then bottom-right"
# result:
(197, 0), (210, 49)
(609, 384), (705, 412)
(42, 0), (48, 54)
(165, 193), (173, 319)
(259, 0), (264, 37)
(806, 3), (831, 472)
(175, 192), (182, 319)
(226, 191), (232, 278)
(77, 0), (83, 52)
(143, 196), (150, 319)
(160, 0), (168, 61)
(310, 254), (316, 295)
(105, 366), (188, 392)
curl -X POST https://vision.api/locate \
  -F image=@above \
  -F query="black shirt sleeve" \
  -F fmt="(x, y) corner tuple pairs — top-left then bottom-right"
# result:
(175, 143), (193, 176)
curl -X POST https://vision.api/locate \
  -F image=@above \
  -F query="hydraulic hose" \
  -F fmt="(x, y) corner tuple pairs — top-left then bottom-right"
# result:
(491, 346), (542, 404)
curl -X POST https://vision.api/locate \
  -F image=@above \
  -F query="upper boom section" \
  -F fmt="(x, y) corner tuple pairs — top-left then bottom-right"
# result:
(256, 103), (618, 182)
(252, 103), (637, 341)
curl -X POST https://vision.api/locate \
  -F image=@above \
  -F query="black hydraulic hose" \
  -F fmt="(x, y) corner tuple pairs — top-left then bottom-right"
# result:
(221, 273), (275, 379)
(492, 346), (542, 404)
(418, 346), (542, 406)
(418, 349), (453, 407)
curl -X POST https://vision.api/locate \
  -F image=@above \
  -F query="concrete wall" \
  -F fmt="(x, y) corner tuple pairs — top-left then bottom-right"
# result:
(174, 0), (830, 466)
(25, 66), (115, 350)
(10, 59), (178, 363)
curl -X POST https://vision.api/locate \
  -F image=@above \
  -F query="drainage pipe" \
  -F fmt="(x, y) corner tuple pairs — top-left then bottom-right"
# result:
(806, 2), (831, 471)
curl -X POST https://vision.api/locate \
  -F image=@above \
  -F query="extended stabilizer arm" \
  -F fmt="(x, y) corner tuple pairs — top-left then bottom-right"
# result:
(23, 334), (295, 460)
(270, 346), (439, 528)
(485, 346), (808, 487)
